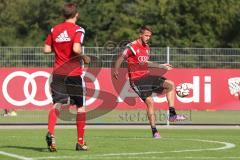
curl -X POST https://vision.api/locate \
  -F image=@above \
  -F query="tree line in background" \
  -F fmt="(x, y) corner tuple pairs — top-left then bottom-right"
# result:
(1, 0), (240, 48)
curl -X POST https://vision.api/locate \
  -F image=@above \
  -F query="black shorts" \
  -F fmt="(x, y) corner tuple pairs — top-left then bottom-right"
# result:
(50, 74), (85, 107)
(130, 75), (166, 101)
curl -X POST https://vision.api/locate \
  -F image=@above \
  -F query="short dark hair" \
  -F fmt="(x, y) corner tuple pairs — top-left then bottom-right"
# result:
(63, 3), (78, 19)
(139, 25), (153, 34)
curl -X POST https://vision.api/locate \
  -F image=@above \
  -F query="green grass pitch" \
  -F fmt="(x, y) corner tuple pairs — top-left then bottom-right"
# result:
(0, 128), (239, 160)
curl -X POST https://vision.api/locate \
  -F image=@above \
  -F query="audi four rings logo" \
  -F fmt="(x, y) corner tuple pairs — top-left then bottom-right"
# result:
(2, 71), (99, 106)
(138, 56), (149, 64)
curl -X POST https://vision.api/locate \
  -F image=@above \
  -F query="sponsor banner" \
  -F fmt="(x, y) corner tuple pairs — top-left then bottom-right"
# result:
(0, 68), (239, 110)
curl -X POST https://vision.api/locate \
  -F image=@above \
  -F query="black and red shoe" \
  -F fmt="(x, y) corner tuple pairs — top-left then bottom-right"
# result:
(46, 132), (57, 152)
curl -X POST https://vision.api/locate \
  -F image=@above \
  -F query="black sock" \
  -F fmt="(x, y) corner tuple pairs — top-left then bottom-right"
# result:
(169, 107), (176, 117)
(151, 126), (158, 135)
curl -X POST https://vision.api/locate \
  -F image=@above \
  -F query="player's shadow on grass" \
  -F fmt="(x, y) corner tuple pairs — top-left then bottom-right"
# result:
(0, 145), (48, 152)
(0, 145), (75, 152)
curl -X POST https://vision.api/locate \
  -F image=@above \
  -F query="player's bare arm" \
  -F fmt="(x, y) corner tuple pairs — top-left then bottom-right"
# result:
(147, 61), (173, 70)
(43, 44), (52, 54)
(114, 55), (125, 79)
(73, 42), (91, 64)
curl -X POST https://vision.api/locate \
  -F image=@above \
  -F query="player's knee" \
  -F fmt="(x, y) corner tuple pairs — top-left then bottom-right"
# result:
(167, 80), (175, 87)
(53, 103), (62, 109)
(164, 80), (175, 90)
(145, 97), (154, 106)
(77, 107), (85, 113)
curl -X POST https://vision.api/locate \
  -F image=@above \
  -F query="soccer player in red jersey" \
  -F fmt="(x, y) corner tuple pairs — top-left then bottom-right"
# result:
(44, 3), (90, 151)
(114, 25), (186, 138)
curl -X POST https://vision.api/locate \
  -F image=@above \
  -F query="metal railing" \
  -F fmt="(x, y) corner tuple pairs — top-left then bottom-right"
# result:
(0, 47), (240, 68)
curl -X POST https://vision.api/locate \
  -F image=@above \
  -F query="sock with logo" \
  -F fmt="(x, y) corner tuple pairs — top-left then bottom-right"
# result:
(76, 112), (86, 145)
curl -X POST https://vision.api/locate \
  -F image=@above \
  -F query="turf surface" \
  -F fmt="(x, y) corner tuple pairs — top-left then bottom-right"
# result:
(0, 128), (239, 160)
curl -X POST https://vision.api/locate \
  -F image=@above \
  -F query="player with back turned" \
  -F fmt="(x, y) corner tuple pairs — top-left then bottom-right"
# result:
(44, 3), (90, 152)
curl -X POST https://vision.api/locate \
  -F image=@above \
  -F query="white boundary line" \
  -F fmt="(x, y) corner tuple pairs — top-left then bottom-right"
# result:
(30, 138), (236, 160)
(0, 151), (31, 160)
(95, 139), (235, 157)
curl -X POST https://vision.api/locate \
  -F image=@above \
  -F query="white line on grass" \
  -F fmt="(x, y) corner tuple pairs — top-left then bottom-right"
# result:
(96, 139), (235, 157)
(32, 138), (236, 160)
(0, 151), (32, 160)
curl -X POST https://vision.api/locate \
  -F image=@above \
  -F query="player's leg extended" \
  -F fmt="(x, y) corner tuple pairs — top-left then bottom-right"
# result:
(145, 97), (161, 138)
(163, 80), (186, 122)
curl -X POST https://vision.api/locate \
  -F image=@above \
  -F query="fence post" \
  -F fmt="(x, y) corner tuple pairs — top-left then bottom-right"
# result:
(167, 46), (170, 64)
(166, 46), (170, 126)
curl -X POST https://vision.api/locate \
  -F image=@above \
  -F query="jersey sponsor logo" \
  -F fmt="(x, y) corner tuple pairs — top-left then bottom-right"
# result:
(55, 30), (71, 42)
(138, 56), (149, 64)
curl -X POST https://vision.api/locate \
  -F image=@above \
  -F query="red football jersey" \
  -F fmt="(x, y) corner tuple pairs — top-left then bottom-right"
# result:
(45, 21), (85, 76)
(122, 40), (150, 80)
